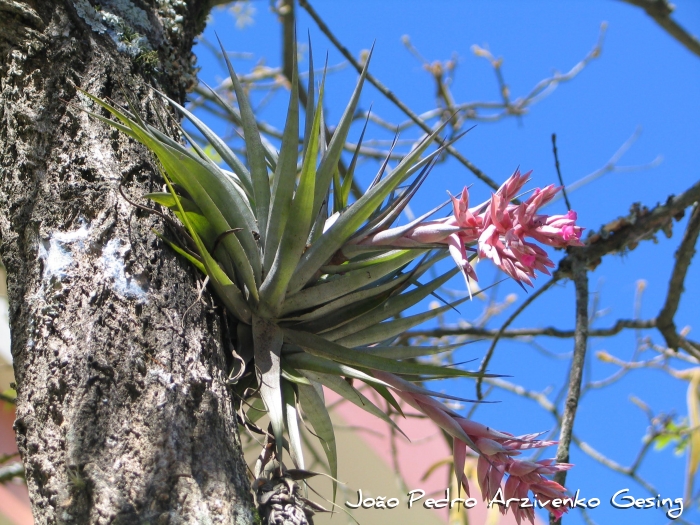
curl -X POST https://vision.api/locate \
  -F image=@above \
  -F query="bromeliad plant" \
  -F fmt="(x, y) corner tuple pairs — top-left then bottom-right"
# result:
(82, 39), (583, 524)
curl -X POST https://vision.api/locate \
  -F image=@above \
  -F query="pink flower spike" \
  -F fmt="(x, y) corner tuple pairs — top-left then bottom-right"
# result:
(449, 188), (468, 225)
(373, 369), (573, 522)
(506, 460), (540, 477)
(534, 478), (569, 499)
(414, 397), (474, 446)
(504, 475), (534, 525)
(496, 168), (531, 202)
(477, 455), (505, 501)
(456, 418), (515, 441)
(501, 436), (558, 451)
(515, 480), (536, 524)
(449, 187), (482, 229)
(447, 233), (478, 294)
(561, 224), (576, 241)
(474, 437), (519, 458)
(453, 439), (470, 497)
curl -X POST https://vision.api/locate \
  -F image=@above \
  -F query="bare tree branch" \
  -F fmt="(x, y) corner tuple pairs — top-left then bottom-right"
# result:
(297, 0), (503, 191)
(657, 203), (700, 353)
(0, 462), (24, 484)
(470, 24), (606, 120)
(557, 179), (700, 278)
(551, 133), (572, 211)
(621, 0), (700, 58)
(551, 257), (588, 525)
(476, 278), (557, 399)
(280, 0), (296, 88)
(0, 392), (16, 405)
(401, 317), (655, 340)
(546, 126), (662, 208)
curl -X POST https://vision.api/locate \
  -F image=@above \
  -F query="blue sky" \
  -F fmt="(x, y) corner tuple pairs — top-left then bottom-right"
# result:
(193, 2), (700, 524)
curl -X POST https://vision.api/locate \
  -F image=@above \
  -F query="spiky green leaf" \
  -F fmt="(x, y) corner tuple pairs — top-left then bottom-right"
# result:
(335, 295), (471, 348)
(281, 249), (424, 315)
(283, 328), (485, 379)
(253, 315), (285, 456)
(282, 380), (305, 469)
(323, 267), (459, 341)
(288, 124), (448, 294)
(156, 90), (255, 200)
(300, 370), (406, 438)
(283, 351), (392, 388)
(296, 382), (337, 501)
(259, 83), (323, 315)
(218, 36), (271, 247)
(161, 168), (252, 322)
(153, 232), (206, 274)
(310, 47), (373, 223)
(264, 48), (300, 275)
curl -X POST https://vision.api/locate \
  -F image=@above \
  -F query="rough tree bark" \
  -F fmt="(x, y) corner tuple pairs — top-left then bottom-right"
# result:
(0, 1), (255, 523)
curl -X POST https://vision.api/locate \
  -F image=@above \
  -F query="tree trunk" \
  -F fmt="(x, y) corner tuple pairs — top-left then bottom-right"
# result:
(0, 1), (255, 523)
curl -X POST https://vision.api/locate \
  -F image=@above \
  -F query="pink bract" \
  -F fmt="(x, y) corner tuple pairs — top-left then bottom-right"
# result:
(373, 369), (574, 524)
(353, 168), (584, 288)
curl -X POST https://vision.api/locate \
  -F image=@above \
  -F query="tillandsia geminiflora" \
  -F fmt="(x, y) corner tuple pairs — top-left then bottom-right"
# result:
(81, 36), (583, 524)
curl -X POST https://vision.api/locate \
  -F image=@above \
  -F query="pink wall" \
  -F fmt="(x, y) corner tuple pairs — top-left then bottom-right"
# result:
(327, 389), (538, 524)
(0, 405), (33, 525)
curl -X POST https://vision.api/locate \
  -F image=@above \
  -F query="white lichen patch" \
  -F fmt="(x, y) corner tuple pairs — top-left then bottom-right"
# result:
(102, 0), (151, 32)
(38, 223), (91, 280)
(157, 0), (186, 34)
(100, 239), (148, 301)
(72, 0), (154, 58)
(147, 367), (172, 386)
(37, 217), (149, 301)
(72, 0), (108, 33)
(91, 142), (105, 165)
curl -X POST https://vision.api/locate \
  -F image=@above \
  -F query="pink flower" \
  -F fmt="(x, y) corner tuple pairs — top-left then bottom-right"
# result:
(478, 170), (583, 286)
(449, 186), (482, 231)
(372, 370), (574, 524)
(350, 168), (584, 289)
(474, 170), (584, 286)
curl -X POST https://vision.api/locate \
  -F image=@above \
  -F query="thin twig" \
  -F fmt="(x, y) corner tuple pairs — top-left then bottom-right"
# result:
(476, 278), (558, 399)
(551, 133), (571, 211)
(657, 203), (700, 354)
(621, 0), (700, 58)
(546, 126), (661, 208)
(298, 0), (502, 191)
(401, 317), (655, 341)
(0, 462), (24, 484)
(485, 377), (557, 414)
(551, 257), (588, 525)
(0, 392), (16, 405)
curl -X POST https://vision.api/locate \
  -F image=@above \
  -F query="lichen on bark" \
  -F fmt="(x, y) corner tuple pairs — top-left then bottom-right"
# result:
(72, 0), (154, 59)
(0, 1), (255, 523)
